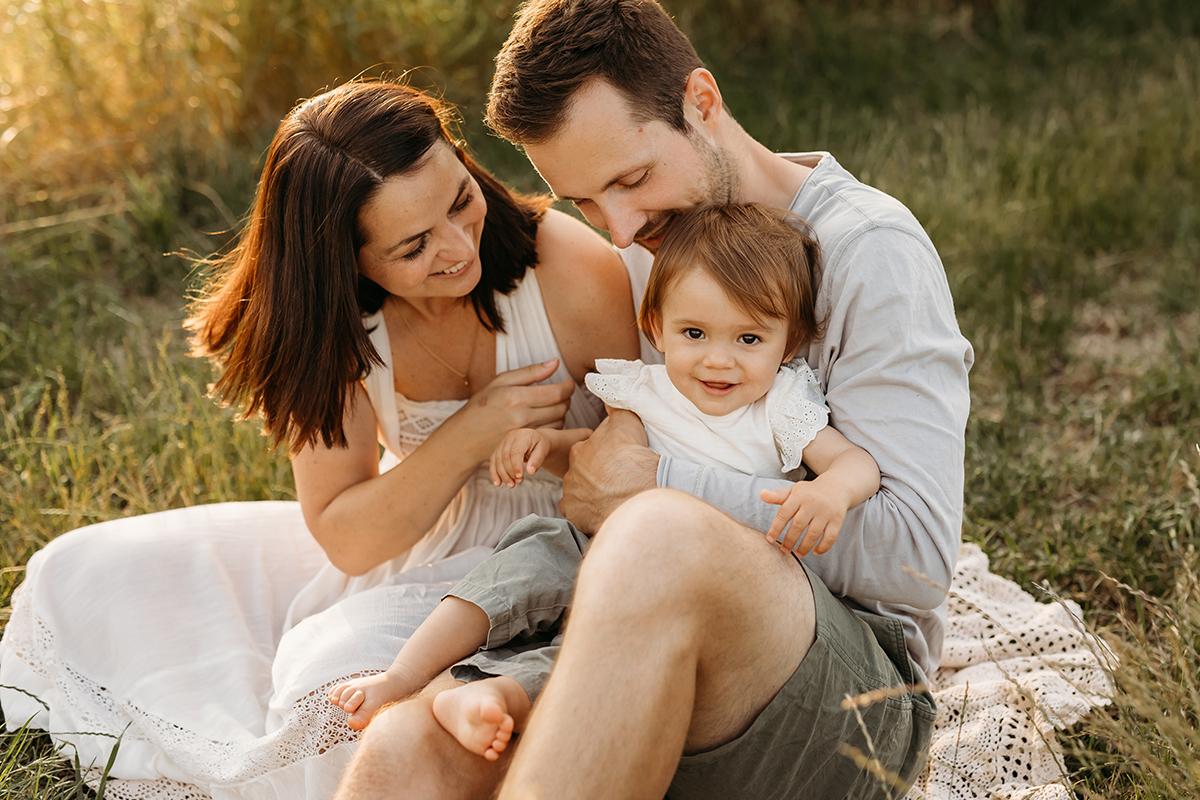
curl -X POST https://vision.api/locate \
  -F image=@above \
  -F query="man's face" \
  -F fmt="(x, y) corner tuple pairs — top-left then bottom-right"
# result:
(523, 80), (734, 252)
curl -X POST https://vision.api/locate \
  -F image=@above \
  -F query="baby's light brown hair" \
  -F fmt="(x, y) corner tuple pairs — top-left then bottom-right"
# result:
(638, 203), (825, 358)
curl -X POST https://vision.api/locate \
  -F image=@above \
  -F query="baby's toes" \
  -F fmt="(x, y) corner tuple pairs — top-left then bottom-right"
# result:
(340, 689), (365, 713)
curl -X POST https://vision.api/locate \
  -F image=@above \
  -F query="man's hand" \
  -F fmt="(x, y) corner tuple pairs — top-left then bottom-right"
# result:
(560, 408), (658, 533)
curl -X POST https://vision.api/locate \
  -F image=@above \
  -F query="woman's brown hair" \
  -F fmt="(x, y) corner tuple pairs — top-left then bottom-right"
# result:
(638, 203), (825, 359)
(187, 81), (550, 453)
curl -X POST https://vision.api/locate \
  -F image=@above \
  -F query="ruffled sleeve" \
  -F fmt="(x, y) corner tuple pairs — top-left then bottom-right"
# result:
(583, 359), (647, 412)
(767, 360), (830, 472)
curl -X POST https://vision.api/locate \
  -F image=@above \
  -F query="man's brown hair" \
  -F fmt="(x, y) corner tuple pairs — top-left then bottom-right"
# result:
(487, 0), (703, 144)
(639, 203), (826, 358)
(187, 81), (550, 453)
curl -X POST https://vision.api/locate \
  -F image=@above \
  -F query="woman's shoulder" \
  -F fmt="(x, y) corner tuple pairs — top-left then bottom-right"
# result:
(532, 210), (640, 380)
(534, 209), (633, 332)
(534, 209), (626, 284)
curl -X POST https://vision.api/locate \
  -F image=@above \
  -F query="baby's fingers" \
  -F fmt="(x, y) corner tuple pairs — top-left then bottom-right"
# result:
(489, 453), (504, 487)
(524, 439), (549, 475)
(503, 444), (533, 486)
(788, 519), (823, 557)
(490, 449), (517, 487)
(491, 437), (526, 487)
(777, 508), (818, 554)
(763, 493), (804, 547)
(810, 519), (844, 556)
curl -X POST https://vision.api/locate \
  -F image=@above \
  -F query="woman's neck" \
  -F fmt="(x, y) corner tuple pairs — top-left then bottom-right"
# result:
(392, 294), (470, 324)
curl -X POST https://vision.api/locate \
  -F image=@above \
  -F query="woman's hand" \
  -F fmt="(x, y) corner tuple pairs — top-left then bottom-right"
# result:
(453, 359), (576, 463)
(294, 359), (572, 575)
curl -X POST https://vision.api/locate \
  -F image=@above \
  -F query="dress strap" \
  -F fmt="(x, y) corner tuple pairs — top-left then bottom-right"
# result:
(495, 270), (603, 430)
(361, 311), (402, 454)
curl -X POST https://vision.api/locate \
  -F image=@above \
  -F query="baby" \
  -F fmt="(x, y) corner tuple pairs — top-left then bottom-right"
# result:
(329, 203), (881, 760)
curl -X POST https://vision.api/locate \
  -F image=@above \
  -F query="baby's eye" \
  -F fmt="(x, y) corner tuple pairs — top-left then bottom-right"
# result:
(738, 334), (761, 345)
(683, 328), (704, 340)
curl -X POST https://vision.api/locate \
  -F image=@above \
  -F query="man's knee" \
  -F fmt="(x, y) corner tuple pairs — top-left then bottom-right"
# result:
(353, 697), (437, 765)
(339, 689), (503, 800)
(578, 489), (753, 609)
(597, 489), (742, 555)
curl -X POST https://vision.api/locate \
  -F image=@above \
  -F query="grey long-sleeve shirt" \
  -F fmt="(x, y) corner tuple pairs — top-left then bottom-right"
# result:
(623, 153), (973, 675)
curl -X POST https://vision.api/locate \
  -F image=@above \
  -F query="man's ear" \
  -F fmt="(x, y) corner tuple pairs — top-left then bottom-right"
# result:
(683, 68), (723, 134)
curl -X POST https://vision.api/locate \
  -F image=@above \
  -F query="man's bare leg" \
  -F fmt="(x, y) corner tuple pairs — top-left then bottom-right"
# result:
(335, 672), (510, 800)
(497, 489), (817, 800)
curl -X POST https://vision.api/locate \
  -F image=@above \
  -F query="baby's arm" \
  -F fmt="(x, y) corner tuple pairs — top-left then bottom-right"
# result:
(328, 596), (489, 730)
(490, 427), (593, 487)
(760, 426), (881, 557)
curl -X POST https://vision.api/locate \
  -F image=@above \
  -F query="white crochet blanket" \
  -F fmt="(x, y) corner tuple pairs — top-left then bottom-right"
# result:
(68, 543), (1113, 799)
(906, 543), (1113, 799)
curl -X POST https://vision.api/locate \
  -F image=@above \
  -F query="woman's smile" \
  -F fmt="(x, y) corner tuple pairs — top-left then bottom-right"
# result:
(435, 260), (471, 276)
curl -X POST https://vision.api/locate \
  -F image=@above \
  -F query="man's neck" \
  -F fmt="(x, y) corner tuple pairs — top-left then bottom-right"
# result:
(724, 125), (814, 209)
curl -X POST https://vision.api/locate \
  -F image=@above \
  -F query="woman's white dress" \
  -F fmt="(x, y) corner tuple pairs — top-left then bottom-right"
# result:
(0, 270), (603, 800)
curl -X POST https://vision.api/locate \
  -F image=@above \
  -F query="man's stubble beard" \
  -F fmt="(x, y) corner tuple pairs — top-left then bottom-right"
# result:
(689, 126), (739, 206)
(637, 129), (739, 251)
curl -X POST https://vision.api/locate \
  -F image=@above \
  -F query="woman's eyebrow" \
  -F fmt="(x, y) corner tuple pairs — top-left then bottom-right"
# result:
(382, 177), (470, 255)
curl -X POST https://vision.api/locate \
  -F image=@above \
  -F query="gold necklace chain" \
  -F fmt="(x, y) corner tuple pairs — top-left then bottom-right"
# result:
(399, 307), (478, 389)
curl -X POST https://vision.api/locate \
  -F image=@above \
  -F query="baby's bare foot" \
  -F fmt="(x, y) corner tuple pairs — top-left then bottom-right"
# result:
(328, 672), (409, 731)
(431, 677), (530, 761)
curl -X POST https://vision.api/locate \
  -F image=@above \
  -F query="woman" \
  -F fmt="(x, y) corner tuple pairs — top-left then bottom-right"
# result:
(0, 81), (641, 799)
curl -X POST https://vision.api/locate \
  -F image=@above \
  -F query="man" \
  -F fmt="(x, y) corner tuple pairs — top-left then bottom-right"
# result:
(337, 1), (972, 797)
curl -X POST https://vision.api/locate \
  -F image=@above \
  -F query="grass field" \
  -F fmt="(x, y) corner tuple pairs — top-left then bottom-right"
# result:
(2, 0), (1199, 796)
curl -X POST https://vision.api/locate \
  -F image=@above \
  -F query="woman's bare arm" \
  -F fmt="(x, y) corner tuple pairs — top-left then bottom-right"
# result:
(293, 359), (574, 575)
(294, 212), (639, 576)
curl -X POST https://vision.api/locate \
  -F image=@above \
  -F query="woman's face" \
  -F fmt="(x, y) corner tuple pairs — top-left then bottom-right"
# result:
(356, 143), (488, 301)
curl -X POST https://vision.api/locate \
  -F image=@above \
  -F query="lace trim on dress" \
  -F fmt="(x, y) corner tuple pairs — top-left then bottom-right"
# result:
(4, 580), (371, 798)
(582, 358), (646, 411)
(767, 362), (829, 472)
(392, 396), (466, 458)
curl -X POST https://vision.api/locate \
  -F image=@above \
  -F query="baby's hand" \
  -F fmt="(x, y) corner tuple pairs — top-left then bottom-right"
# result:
(490, 428), (550, 488)
(760, 481), (850, 557)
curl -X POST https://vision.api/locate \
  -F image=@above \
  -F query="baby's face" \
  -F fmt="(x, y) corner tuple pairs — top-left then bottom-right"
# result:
(653, 269), (791, 416)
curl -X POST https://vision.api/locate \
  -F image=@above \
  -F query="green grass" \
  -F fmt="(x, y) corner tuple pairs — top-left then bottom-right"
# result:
(2, 0), (1199, 796)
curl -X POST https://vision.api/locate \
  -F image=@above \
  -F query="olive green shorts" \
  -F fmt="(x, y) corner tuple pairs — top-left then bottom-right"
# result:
(667, 558), (935, 800)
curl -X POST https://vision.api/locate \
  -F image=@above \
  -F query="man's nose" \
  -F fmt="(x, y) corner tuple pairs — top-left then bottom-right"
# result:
(596, 200), (644, 250)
